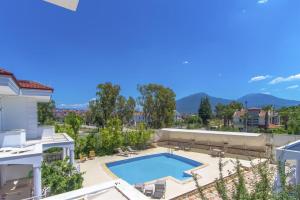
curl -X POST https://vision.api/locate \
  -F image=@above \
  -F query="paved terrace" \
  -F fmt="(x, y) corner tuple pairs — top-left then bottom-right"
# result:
(80, 147), (262, 199)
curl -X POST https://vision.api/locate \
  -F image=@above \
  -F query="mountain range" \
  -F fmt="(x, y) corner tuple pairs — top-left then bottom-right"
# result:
(176, 93), (300, 114)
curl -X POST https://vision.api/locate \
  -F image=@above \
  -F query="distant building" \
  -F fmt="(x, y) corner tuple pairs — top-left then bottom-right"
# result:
(132, 112), (145, 126)
(233, 108), (280, 131)
(55, 108), (87, 122)
(174, 110), (183, 122)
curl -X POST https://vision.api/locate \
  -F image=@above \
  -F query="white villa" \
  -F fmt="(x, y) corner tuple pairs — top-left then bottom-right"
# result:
(0, 68), (299, 200)
(0, 69), (75, 199)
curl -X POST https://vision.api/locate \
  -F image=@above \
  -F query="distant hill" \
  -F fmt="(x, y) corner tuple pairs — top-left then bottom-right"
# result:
(176, 93), (300, 114)
(237, 93), (300, 109)
(176, 93), (232, 114)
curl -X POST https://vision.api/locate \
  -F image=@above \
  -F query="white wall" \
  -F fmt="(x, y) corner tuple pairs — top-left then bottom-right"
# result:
(38, 126), (55, 137)
(1, 96), (39, 139)
(5, 165), (32, 181)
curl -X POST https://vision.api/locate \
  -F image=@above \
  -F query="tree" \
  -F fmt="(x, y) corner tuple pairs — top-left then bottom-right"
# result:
(185, 115), (202, 129)
(65, 112), (83, 154)
(116, 96), (136, 125)
(38, 100), (55, 125)
(42, 158), (84, 196)
(137, 84), (176, 129)
(225, 101), (243, 126)
(89, 82), (136, 127)
(279, 106), (300, 134)
(215, 102), (243, 127)
(94, 82), (120, 126)
(262, 105), (273, 131)
(215, 103), (226, 120)
(198, 96), (212, 126)
(124, 97), (136, 124)
(279, 107), (290, 130)
(116, 95), (126, 123)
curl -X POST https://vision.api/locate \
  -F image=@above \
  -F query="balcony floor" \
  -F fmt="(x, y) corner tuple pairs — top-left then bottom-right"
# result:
(0, 178), (32, 200)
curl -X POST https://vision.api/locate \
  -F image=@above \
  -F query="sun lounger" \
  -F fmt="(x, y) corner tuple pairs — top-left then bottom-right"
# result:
(127, 146), (138, 154)
(211, 148), (224, 157)
(144, 185), (154, 197)
(89, 150), (96, 159)
(184, 145), (191, 151)
(152, 180), (166, 199)
(174, 146), (180, 151)
(116, 148), (129, 157)
(79, 154), (87, 162)
(134, 183), (145, 193)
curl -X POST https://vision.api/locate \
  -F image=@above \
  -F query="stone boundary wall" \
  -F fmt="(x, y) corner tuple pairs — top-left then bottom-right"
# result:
(153, 129), (300, 158)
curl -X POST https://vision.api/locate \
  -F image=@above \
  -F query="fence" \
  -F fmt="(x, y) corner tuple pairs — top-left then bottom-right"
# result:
(43, 152), (63, 163)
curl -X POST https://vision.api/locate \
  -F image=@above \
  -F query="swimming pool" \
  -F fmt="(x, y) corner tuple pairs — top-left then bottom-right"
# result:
(106, 153), (202, 184)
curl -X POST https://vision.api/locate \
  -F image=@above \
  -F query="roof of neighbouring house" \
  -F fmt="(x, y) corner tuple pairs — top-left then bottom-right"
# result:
(0, 68), (53, 91)
(234, 109), (246, 117)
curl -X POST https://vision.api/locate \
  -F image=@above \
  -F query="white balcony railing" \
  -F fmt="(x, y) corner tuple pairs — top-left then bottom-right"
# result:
(38, 126), (55, 138)
(0, 129), (26, 148)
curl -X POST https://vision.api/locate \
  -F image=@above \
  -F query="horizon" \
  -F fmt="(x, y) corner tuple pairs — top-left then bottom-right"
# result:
(1, 0), (300, 108)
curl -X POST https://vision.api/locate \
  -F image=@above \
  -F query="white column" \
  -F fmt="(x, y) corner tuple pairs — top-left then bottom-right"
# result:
(33, 165), (42, 199)
(62, 148), (67, 160)
(69, 147), (75, 165)
(66, 148), (70, 157)
(0, 165), (7, 187)
(296, 160), (300, 185)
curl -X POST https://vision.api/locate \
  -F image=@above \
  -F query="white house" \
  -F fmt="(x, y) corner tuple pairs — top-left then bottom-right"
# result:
(233, 108), (281, 131)
(0, 68), (75, 199)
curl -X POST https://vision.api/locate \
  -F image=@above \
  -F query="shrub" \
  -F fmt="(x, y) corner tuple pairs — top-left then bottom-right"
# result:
(99, 118), (124, 154)
(42, 158), (84, 196)
(194, 158), (300, 200)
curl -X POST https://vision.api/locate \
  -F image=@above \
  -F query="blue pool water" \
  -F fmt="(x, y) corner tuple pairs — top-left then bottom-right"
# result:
(106, 153), (202, 184)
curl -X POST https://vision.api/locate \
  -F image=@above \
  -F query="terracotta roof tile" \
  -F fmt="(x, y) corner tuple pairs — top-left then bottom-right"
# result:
(0, 68), (53, 92)
(0, 68), (13, 76)
(18, 80), (53, 91)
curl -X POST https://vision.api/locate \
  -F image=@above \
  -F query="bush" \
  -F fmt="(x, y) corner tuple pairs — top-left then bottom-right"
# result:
(185, 115), (202, 129)
(42, 158), (84, 196)
(43, 147), (62, 154)
(194, 158), (300, 200)
(99, 118), (124, 154)
(55, 124), (73, 135)
(125, 123), (153, 149)
(75, 120), (153, 156)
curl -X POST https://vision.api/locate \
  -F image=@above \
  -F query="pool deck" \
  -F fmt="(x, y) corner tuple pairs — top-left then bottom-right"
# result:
(79, 147), (260, 199)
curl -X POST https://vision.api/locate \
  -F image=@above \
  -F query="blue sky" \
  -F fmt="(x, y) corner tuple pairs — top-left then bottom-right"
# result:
(1, 0), (300, 108)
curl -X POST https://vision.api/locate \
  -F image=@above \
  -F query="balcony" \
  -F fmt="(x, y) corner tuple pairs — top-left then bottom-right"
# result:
(0, 129), (26, 148)
(37, 125), (55, 138)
